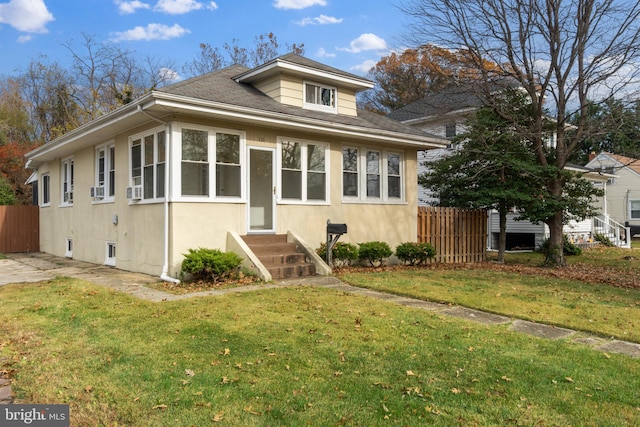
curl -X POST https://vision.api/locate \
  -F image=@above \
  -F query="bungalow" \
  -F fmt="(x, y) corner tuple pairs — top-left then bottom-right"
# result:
(25, 54), (447, 281)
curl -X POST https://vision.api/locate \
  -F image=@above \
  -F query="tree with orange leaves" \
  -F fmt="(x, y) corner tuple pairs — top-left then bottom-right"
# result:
(0, 78), (37, 205)
(361, 44), (500, 113)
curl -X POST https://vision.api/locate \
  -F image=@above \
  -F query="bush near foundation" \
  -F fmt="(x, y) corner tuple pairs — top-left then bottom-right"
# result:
(316, 242), (359, 267)
(395, 242), (436, 265)
(181, 248), (243, 282)
(358, 241), (393, 267)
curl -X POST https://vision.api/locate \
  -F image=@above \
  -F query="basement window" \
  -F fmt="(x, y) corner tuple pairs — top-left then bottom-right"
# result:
(105, 242), (116, 266)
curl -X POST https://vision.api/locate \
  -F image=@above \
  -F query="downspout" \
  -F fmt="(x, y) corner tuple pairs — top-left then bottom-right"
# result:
(137, 105), (181, 284)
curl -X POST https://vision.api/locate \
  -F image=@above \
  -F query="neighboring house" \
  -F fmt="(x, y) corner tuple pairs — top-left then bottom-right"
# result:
(25, 54), (447, 281)
(388, 84), (622, 250)
(586, 152), (640, 238)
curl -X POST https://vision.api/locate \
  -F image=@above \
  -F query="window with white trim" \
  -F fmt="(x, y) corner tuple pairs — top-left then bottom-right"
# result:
(304, 82), (337, 113)
(631, 200), (640, 219)
(61, 158), (74, 205)
(178, 126), (244, 199)
(130, 129), (166, 200)
(279, 139), (328, 203)
(41, 173), (50, 206)
(342, 146), (404, 202)
(95, 143), (115, 200)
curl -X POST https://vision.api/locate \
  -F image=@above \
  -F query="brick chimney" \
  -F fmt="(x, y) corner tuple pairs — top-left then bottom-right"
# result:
(589, 151), (597, 162)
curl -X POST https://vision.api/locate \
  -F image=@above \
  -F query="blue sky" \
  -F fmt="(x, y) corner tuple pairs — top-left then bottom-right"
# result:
(0, 0), (413, 78)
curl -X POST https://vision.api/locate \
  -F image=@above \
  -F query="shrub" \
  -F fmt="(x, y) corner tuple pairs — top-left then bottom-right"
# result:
(181, 248), (243, 282)
(594, 232), (614, 247)
(316, 242), (359, 267)
(395, 242), (436, 265)
(358, 241), (393, 267)
(539, 235), (582, 257)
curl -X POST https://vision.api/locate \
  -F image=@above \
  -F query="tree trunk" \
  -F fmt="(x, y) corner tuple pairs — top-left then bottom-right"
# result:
(497, 208), (508, 263)
(545, 211), (566, 266)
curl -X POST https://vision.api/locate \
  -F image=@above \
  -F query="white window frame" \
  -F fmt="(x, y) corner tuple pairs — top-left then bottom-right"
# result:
(94, 142), (115, 202)
(128, 127), (167, 203)
(105, 242), (116, 266)
(60, 157), (74, 206)
(341, 145), (405, 204)
(630, 200), (640, 219)
(303, 81), (337, 113)
(41, 173), (50, 207)
(65, 238), (72, 258)
(175, 123), (246, 203)
(277, 137), (330, 205)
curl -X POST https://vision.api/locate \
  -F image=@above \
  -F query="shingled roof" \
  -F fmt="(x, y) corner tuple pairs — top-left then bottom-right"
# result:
(158, 62), (436, 139)
(387, 84), (488, 122)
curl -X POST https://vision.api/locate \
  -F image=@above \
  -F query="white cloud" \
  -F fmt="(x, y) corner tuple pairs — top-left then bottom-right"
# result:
(0, 0), (53, 33)
(110, 23), (190, 41)
(159, 67), (181, 82)
(338, 33), (387, 54)
(115, 0), (151, 14)
(273, 0), (326, 10)
(316, 47), (335, 58)
(296, 14), (342, 26)
(154, 0), (217, 14)
(351, 59), (377, 74)
(17, 34), (31, 43)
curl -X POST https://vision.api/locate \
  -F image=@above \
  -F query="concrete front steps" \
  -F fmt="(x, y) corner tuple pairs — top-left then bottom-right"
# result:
(241, 234), (317, 280)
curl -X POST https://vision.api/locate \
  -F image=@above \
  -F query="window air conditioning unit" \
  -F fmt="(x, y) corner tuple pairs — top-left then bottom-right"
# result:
(90, 186), (105, 199)
(126, 185), (143, 200)
(64, 191), (74, 203)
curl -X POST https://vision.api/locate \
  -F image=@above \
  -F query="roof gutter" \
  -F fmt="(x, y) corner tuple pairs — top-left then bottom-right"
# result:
(137, 105), (181, 285)
(150, 93), (447, 149)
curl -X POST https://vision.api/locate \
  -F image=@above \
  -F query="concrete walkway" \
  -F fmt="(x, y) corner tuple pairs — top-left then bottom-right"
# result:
(1, 252), (639, 403)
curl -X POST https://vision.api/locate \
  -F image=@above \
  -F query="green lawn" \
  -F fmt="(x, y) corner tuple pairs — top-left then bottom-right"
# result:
(1, 274), (639, 426)
(339, 248), (640, 343)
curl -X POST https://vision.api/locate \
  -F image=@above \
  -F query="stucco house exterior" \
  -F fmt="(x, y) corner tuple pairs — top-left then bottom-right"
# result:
(25, 54), (447, 281)
(388, 85), (622, 250)
(586, 152), (640, 238)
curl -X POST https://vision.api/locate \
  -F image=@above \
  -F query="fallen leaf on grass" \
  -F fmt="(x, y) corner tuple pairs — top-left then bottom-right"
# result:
(185, 369), (195, 377)
(244, 405), (261, 415)
(451, 388), (461, 394)
(221, 348), (231, 356)
(212, 411), (224, 422)
(152, 404), (167, 410)
(406, 370), (416, 376)
(565, 377), (574, 383)
(84, 385), (93, 393)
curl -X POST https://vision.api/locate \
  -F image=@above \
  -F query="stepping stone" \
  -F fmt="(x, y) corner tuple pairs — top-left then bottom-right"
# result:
(510, 320), (575, 340)
(442, 306), (511, 325)
(598, 340), (640, 358)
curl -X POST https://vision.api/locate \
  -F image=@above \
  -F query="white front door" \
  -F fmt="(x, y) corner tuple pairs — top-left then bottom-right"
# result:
(248, 147), (276, 233)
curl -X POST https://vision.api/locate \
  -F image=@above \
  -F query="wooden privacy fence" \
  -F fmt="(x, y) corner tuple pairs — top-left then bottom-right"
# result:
(0, 205), (39, 253)
(418, 207), (487, 263)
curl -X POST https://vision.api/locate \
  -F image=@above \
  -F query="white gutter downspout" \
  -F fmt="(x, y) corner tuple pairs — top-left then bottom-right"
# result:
(137, 105), (181, 284)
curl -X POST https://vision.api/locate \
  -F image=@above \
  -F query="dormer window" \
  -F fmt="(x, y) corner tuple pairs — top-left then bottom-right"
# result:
(304, 82), (337, 113)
